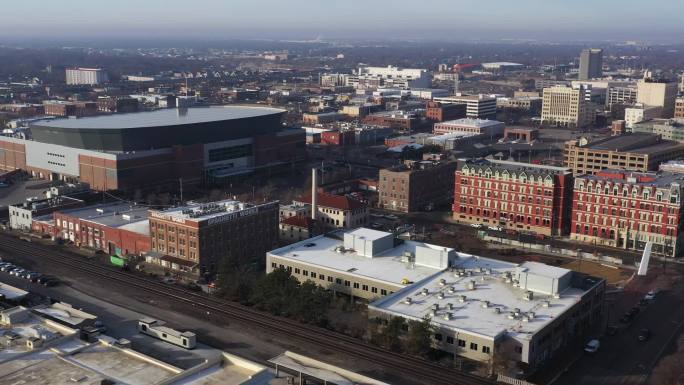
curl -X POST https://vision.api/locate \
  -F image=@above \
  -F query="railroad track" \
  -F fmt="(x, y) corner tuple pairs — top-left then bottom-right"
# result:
(0, 234), (496, 385)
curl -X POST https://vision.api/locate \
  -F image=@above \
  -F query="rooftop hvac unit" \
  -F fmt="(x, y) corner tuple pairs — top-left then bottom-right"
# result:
(458, 295), (467, 303)
(467, 280), (476, 290)
(404, 297), (412, 305)
(481, 300), (490, 309)
(528, 312), (536, 319)
(523, 291), (534, 301)
(542, 301), (550, 308)
(508, 312), (516, 320)
(421, 288), (429, 296)
(431, 309), (438, 317)
(448, 286), (456, 294)
(446, 303), (454, 310)
(437, 293), (444, 300)
(494, 308), (501, 314)
(432, 303), (440, 311)
(96, 208), (105, 214)
(553, 293), (561, 299)
(439, 278), (447, 286)
(444, 312), (453, 321)
(122, 214), (132, 221)
(513, 308), (521, 317)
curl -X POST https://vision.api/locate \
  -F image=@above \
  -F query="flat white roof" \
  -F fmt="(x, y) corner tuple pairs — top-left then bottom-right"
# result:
(270, 351), (390, 385)
(269, 233), (446, 286)
(370, 255), (597, 341)
(437, 118), (504, 128)
(0, 283), (28, 300)
(152, 199), (264, 223)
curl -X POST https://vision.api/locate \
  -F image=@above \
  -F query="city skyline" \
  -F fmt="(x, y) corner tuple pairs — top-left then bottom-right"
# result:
(1, 0), (683, 43)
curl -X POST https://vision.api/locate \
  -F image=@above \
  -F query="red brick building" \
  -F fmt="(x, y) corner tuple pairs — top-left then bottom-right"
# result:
(425, 101), (467, 122)
(321, 130), (355, 146)
(571, 170), (684, 257)
(53, 203), (151, 256)
(453, 159), (574, 236)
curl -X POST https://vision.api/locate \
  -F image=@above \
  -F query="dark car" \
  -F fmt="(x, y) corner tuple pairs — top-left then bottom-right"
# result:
(606, 325), (619, 336)
(638, 329), (651, 341)
(37, 276), (55, 284)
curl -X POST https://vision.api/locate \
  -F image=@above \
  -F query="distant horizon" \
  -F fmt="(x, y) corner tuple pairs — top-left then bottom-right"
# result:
(1, 0), (683, 45)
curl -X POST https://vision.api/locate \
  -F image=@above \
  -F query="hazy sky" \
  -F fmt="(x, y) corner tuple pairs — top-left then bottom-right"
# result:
(2, 0), (682, 42)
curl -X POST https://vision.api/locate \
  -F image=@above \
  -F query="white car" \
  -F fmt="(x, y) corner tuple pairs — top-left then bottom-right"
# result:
(644, 290), (659, 301)
(470, 223), (483, 228)
(584, 339), (600, 354)
(488, 226), (502, 231)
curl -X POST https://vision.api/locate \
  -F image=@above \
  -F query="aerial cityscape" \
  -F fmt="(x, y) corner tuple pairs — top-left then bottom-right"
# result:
(1, 1), (684, 385)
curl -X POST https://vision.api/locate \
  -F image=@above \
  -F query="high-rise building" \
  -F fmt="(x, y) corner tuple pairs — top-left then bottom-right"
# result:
(578, 49), (603, 80)
(637, 78), (678, 118)
(432, 94), (497, 119)
(65, 68), (108, 85)
(541, 85), (595, 128)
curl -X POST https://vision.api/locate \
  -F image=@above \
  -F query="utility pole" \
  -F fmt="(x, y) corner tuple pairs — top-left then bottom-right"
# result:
(179, 178), (183, 204)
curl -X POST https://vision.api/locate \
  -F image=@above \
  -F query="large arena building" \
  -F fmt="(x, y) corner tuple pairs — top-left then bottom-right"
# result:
(0, 106), (305, 191)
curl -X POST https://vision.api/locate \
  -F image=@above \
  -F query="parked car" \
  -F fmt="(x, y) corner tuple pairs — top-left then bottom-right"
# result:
(470, 223), (483, 229)
(488, 226), (502, 231)
(584, 339), (600, 354)
(638, 329), (651, 341)
(41, 278), (59, 287)
(644, 290), (659, 301)
(10, 268), (26, 277)
(0, 264), (15, 272)
(26, 273), (42, 282)
(37, 276), (55, 285)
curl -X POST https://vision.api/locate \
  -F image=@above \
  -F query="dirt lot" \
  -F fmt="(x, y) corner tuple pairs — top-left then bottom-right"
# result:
(561, 260), (633, 286)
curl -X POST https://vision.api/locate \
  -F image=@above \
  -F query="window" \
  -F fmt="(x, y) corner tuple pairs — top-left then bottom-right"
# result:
(310, 272), (317, 279)
(353, 282), (360, 289)
(446, 336), (454, 344)
(294, 268), (300, 274)
(457, 339), (466, 347)
(371, 287), (378, 293)
(482, 346), (491, 354)
(434, 334), (443, 341)
(303, 270), (309, 276)
(344, 280), (350, 287)
(470, 342), (478, 351)
(381, 289), (387, 295)
(362, 284), (368, 291)
(328, 276), (334, 282)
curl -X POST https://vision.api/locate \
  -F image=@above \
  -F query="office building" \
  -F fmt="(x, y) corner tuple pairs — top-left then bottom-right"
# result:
(43, 101), (98, 117)
(453, 159), (574, 236)
(637, 78), (678, 118)
(149, 200), (279, 275)
(362, 111), (420, 132)
(497, 97), (543, 114)
(571, 170), (684, 257)
(433, 94), (497, 119)
(433, 118), (505, 136)
(279, 215), (314, 243)
(578, 49), (603, 80)
(564, 133), (684, 175)
(53, 203), (151, 256)
(379, 158), (458, 213)
(625, 104), (663, 128)
(0, 106), (305, 192)
(425, 101), (467, 122)
(369, 256), (605, 373)
(541, 85), (595, 128)
(606, 86), (638, 108)
(675, 97), (684, 119)
(347, 66), (432, 90)
(65, 68), (108, 85)
(266, 228), (454, 300)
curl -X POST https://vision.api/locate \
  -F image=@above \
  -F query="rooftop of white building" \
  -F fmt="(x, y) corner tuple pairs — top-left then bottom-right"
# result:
(268, 228), (454, 287)
(151, 200), (277, 224)
(437, 118), (504, 128)
(370, 255), (603, 342)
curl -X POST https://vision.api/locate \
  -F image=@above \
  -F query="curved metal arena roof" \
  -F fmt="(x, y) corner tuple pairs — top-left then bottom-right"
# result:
(28, 106), (287, 152)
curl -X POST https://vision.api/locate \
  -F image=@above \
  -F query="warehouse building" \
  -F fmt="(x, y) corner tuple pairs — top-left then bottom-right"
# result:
(149, 199), (279, 275)
(0, 106), (305, 192)
(267, 228), (454, 300)
(369, 255), (605, 374)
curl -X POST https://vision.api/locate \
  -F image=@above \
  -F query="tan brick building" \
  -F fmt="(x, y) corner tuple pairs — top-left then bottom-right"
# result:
(379, 158), (457, 212)
(149, 200), (279, 275)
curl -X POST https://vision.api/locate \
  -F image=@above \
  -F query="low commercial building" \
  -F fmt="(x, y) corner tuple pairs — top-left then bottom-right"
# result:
(453, 159), (573, 236)
(425, 101), (467, 122)
(632, 118), (684, 143)
(293, 192), (369, 230)
(564, 133), (684, 175)
(571, 170), (684, 257)
(267, 228), (454, 300)
(9, 196), (84, 231)
(149, 200), (279, 275)
(369, 256), (605, 374)
(321, 130), (356, 146)
(96, 96), (140, 113)
(363, 111), (421, 132)
(43, 101), (98, 117)
(433, 118), (504, 136)
(503, 127), (539, 143)
(279, 215), (314, 243)
(302, 112), (346, 125)
(379, 159), (458, 212)
(53, 203), (151, 256)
